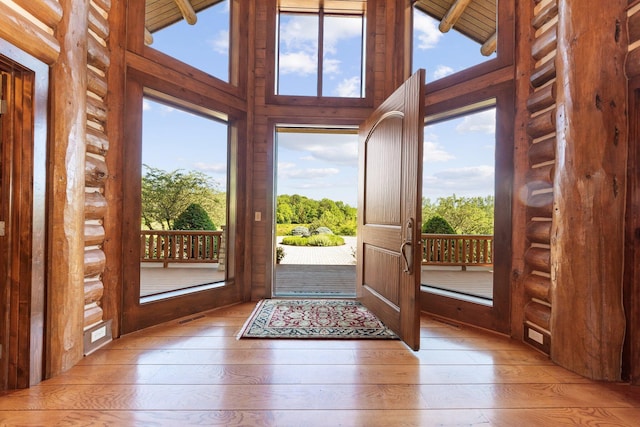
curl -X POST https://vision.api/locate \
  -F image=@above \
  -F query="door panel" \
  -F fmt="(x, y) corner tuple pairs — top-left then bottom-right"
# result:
(357, 70), (424, 350)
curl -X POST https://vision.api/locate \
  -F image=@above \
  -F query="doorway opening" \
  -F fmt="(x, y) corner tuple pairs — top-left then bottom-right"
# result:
(0, 44), (48, 389)
(273, 126), (358, 298)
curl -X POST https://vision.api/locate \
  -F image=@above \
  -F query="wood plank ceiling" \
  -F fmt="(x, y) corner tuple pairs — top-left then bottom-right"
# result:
(414, 0), (497, 55)
(143, 0), (497, 54)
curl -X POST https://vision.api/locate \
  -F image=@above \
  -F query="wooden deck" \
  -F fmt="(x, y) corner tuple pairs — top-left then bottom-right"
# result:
(140, 264), (225, 297)
(142, 265), (492, 300)
(0, 302), (638, 425)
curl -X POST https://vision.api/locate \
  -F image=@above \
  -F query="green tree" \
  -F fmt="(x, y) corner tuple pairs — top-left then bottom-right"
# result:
(422, 215), (456, 234)
(141, 165), (224, 230)
(422, 195), (494, 235)
(174, 203), (216, 230)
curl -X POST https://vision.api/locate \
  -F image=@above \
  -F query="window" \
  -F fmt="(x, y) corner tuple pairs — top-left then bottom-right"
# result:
(412, 1), (497, 82)
(422, 106), (497, 302)
(276, 10), (365, 97)
(145, 0), (230, 82)
(139, 95), (229, 300)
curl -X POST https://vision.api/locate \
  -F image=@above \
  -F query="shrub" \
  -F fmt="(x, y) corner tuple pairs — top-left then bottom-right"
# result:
(308, 235), (344, 246)
(422, 215), (456, 234)
(336, 221), (357, 236)
(173, 203), (216, 230)
(281, 235), (345, 247)
(275, 246), (285, 263)
(281, 236), (309, 246)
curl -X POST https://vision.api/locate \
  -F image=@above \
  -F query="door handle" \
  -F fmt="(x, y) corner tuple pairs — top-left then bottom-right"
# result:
(400, 218), (414, 274)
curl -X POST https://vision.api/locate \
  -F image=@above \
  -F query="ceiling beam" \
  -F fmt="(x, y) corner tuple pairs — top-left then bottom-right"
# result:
(144, 27), (153, 45)
(174, 0), (197, 25)
(438, 0), (473, 33)
(481, 31), (497, 56)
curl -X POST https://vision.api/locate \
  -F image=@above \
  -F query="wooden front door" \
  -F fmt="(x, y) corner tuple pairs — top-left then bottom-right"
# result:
(357, 70), (424, 350)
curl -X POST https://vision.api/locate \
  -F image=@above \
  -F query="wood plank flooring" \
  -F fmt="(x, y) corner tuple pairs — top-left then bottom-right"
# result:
(3, 303), (638, 426)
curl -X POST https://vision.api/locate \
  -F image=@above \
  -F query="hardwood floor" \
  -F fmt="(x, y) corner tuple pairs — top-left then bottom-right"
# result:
(1, 302), (639, 426)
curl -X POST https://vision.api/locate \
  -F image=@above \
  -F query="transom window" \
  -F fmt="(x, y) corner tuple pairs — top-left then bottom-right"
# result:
(276, 9), (365, 98)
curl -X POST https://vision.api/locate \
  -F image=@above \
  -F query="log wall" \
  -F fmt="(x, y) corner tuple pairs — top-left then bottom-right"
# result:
(521, 0), (557, 355)
(83, 0), (111, 334)
(0, 0), (112, 376)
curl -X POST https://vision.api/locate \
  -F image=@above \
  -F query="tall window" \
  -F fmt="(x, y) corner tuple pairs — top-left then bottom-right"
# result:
(145, 0), (230, 82)
(139, 96), (229, 300)
(276, 10), (365, 97)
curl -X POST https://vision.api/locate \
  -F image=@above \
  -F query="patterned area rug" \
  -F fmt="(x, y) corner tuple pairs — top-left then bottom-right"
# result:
(238, 299), (398, 339)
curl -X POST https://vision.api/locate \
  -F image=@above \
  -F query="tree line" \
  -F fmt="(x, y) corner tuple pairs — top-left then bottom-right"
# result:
(276, 194), (358, 236)
(139, 166), (494, 236)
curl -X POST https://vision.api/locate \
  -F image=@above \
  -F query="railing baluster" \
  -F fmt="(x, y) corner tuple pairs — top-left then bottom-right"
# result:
(420, 234), (494, 268)
(140, 230), (224, 266)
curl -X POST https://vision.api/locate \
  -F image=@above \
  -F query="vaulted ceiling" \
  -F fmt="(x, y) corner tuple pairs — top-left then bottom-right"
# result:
(414, 0), (497, 55)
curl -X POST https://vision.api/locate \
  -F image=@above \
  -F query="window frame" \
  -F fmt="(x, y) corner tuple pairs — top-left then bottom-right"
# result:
(266, 2), (374, 107)
(413, 0), (515, 93)
(420, 80), (514, 334)
(126, 0), (246, 100)
(120, 66), (245, 334)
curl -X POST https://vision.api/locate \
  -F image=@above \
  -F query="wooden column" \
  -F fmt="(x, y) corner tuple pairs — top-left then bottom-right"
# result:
(551, 0), (627, 380)
(47, 0), (90, 376)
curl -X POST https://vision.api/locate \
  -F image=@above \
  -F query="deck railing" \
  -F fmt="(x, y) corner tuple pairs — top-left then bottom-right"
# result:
(421, 234), (493, 268)
(141, 230), (223, 267)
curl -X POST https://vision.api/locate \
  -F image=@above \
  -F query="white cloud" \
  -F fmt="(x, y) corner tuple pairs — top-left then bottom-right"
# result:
(423, 165), (494, 197)
(414, 13), (443, 50)
(456, 110), (496, 134)
(278, 166), (340, 180)
(194, 162), (226, 173)
(279, 16), (318, 51)
(433, 65), (454, 80)
(323, 58), (341, 75)
(208, 30), (229, 55)
(335, 76), (361, 97)
(143, 100), (152, 111)
(424, 140), (455, 163)
(323, 17), (363, 54)
(278, 132), (358, 166)
(279, 52), (317, 75)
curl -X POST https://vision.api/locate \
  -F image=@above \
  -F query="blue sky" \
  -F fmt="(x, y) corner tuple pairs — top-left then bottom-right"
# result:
(141, 3), (497, 207)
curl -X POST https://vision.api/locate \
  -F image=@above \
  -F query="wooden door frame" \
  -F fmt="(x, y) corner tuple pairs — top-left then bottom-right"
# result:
(420, 81), (514, 334)
(623, 76), (640, 385)
(0, 40), (48, 389)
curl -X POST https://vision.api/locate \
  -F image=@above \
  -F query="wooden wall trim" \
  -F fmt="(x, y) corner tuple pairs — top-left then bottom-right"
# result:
(551, 0), (627, 380)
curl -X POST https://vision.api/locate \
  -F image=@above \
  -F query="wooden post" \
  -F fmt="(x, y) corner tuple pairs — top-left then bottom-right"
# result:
(47, 0), (89, 377)
(551, 0), (627, 380)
